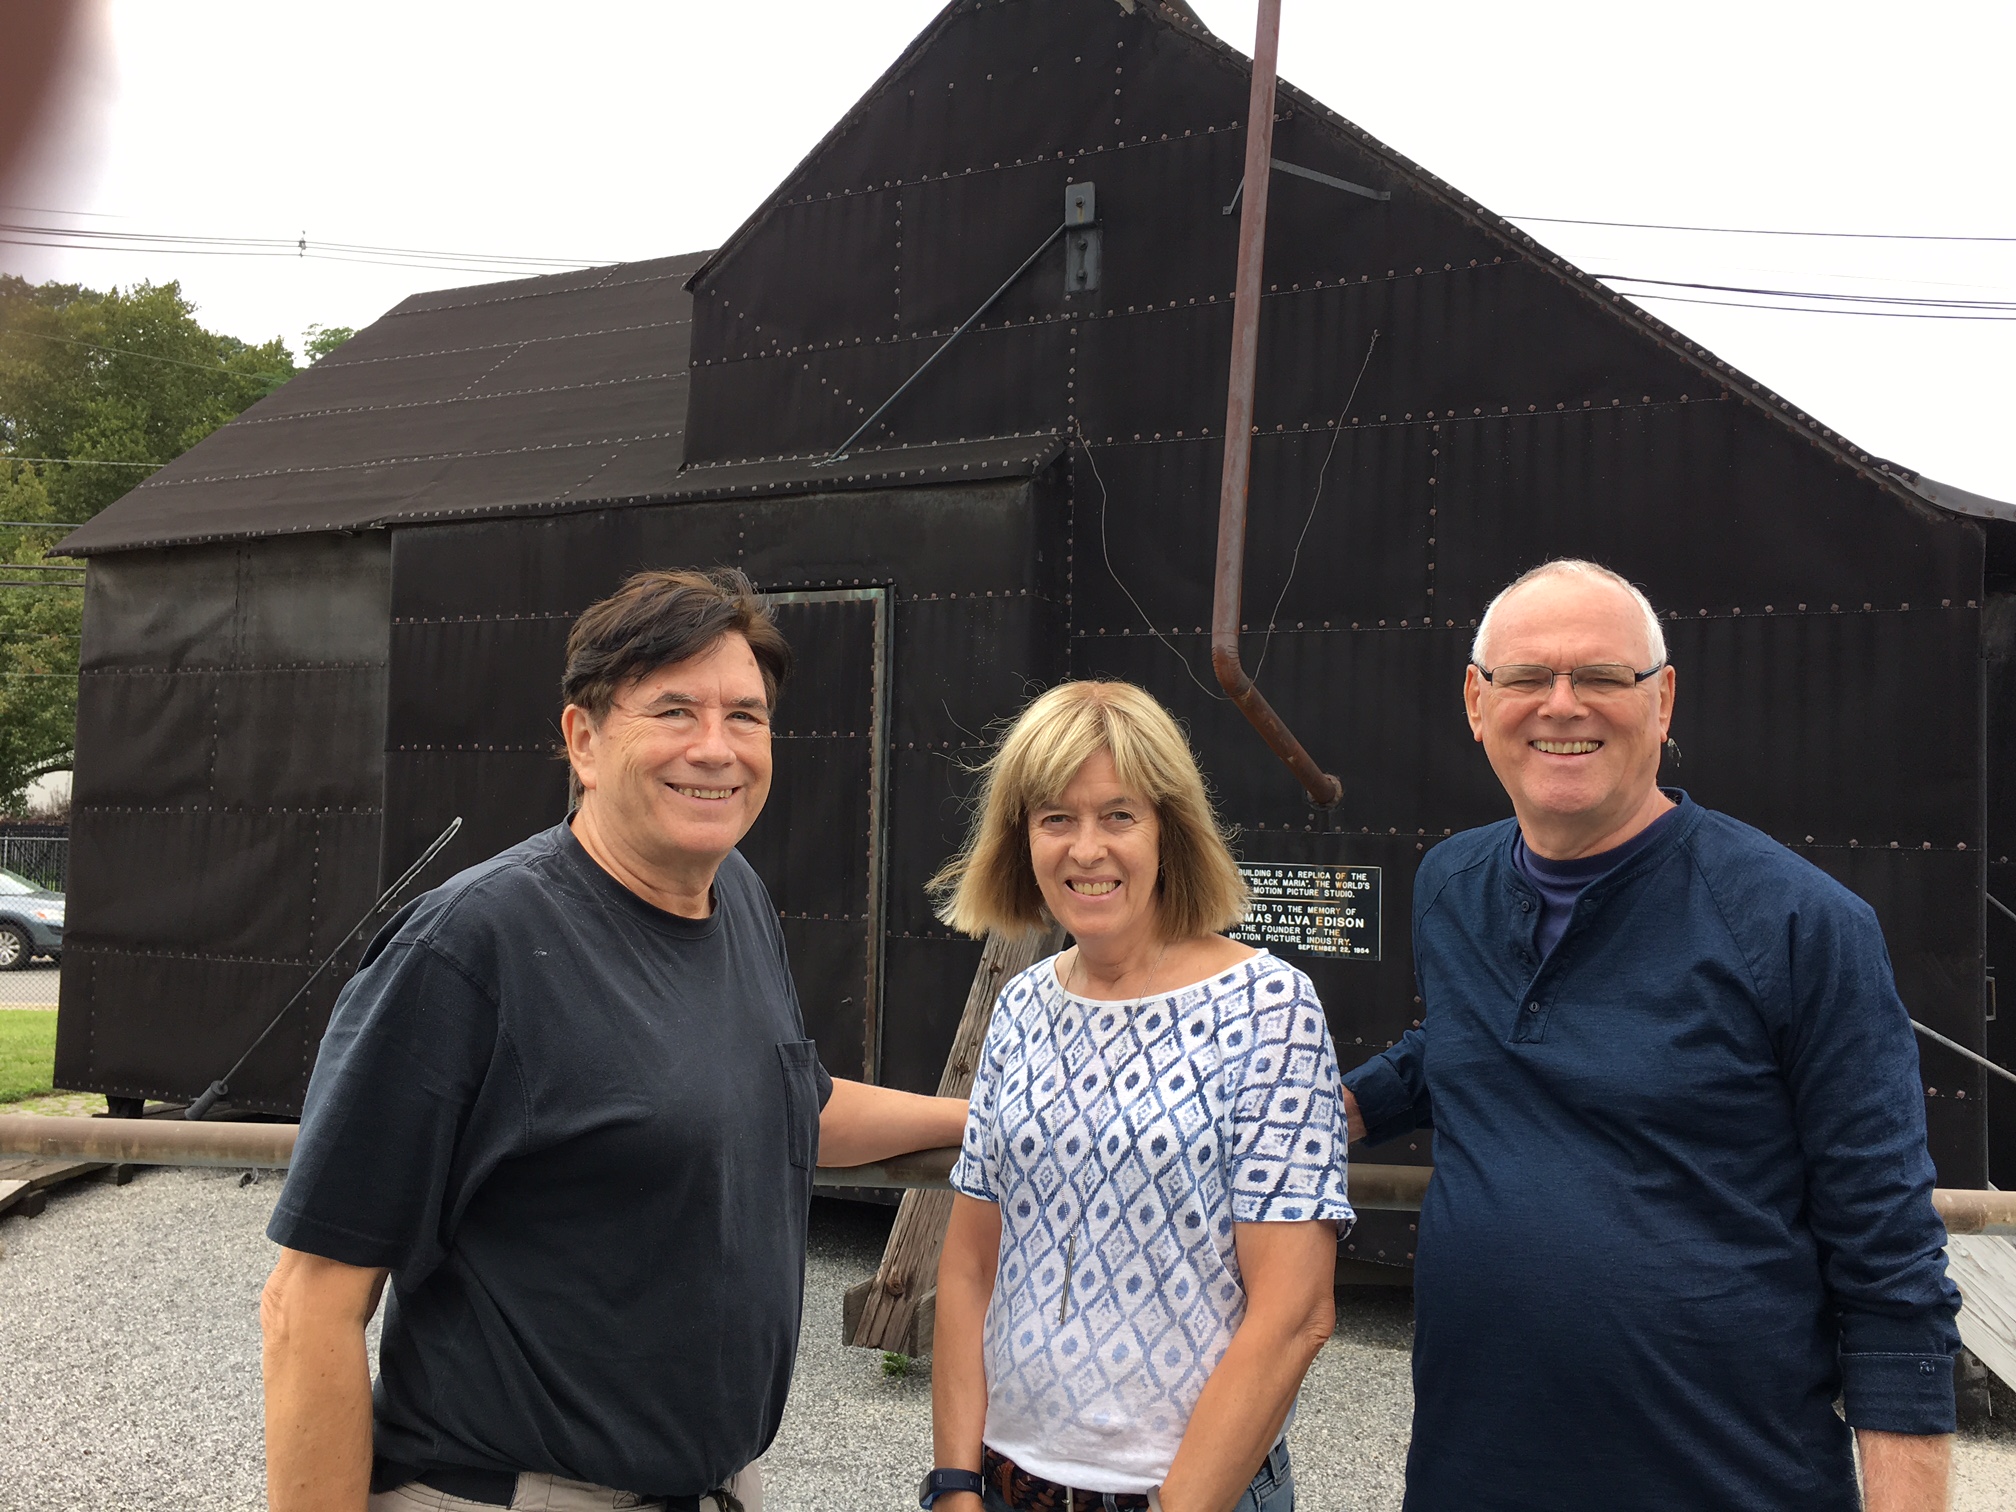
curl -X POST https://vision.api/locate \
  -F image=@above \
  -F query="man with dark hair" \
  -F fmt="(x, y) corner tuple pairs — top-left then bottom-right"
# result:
(1341, 559), (1959, 1512)
(261, 568), (964, 1512)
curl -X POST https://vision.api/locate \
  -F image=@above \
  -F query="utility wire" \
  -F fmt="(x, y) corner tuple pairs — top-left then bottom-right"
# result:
(1510, 215), (2016, 243)
(1251, 329), (1381, 687)
(1075, 431), (1227, 705)
(1609, 290), (2016, 322)
(2, 219), (614, 276)
(1596, 273), (2016, 311)
(1, 219), (612, 264)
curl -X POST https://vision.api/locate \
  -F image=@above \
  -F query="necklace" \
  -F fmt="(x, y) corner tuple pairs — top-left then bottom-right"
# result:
(1063, 937), (1173, 1001)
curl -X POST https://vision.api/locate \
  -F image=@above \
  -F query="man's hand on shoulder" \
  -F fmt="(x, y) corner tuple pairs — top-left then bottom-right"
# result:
(1857, 1429), (1951, 1512)
(818, 1077), (968, 1169)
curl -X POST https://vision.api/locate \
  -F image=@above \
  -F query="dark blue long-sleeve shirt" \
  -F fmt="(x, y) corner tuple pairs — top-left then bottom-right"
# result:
(1344, 792), (1960, 1512)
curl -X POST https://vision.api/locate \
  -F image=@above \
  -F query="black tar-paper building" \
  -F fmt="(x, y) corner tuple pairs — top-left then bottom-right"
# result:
(54, 0), (2016, 1266)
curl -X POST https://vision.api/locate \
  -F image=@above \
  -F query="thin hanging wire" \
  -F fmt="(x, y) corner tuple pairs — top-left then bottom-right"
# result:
(1250, 330), (1382, 687)
(1075, 431), (1226, 703)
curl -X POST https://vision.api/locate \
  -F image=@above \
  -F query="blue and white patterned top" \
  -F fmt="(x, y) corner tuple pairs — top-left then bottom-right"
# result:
(950, 950), (1355, 1493)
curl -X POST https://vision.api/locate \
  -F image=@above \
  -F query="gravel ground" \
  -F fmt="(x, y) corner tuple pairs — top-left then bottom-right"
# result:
(1, 1168), (2011, 1509)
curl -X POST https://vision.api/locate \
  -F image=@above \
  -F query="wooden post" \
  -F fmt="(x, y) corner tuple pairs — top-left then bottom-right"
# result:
(843, 923), (1064, 1354)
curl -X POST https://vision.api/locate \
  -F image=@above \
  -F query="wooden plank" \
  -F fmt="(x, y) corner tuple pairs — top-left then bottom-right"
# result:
(844, 924), (1063, 1353)
(0, 1155), (110, 1191)
(1947, 1233), (2016, 1393)
(0, 1177), (29, 1217)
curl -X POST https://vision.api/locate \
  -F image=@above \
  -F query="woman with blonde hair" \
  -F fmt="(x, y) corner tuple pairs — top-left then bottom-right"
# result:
(920, 681), (1353, 1512)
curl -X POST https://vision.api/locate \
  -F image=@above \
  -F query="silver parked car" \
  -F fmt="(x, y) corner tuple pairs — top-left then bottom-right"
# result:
(0, 867), (63, 969)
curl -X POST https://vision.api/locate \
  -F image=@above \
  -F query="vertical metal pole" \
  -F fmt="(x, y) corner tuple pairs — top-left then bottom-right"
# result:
(1211, 0), (1342, 807)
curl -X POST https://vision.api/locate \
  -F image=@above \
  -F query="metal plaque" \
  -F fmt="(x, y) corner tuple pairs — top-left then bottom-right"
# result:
(1234, 863), (1382, 961)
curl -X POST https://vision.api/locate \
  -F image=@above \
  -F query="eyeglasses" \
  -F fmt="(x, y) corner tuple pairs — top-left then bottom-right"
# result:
(1474, 662), (1665, 697)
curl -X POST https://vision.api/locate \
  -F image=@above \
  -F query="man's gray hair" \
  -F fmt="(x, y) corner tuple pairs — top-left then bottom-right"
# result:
(1471, 559), (1668, 669)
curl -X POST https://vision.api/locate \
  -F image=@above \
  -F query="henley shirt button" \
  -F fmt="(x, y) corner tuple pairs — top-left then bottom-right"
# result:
(1525, 1001), (1541, 1014)
(1519, 900), (1532, 913)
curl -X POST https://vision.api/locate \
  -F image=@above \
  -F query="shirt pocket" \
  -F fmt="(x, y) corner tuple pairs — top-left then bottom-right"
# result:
(776, 1039), (822, 1170)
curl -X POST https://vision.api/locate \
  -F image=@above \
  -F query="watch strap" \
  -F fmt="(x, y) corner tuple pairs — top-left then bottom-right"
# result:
(919, 1467), (986, 1508)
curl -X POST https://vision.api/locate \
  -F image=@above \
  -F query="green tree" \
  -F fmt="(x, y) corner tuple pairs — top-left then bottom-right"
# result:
(0, 277), (297, 809)
(303, 323), (356, 362)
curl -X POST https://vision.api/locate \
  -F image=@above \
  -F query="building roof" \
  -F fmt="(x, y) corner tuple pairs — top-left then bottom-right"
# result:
(59, 0), (2011, 556)
(61, 254), (706, 555)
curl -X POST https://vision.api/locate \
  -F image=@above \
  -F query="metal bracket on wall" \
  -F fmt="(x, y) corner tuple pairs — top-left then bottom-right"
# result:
(824, 183), (1093, 464)
(1222, 159), (1391, 217)
(1065, 180), (1101, 295)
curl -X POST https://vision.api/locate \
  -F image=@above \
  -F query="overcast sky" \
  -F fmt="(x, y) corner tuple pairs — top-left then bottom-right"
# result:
(9, 0), (2013, 500)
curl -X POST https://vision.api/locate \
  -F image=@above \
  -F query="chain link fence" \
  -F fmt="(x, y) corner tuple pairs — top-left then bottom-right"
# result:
(0, 833), (66, 1005)
(0, 834), (67, 892)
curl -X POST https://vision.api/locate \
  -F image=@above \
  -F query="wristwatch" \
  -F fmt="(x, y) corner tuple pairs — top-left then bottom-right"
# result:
(918, 1468), (986, 1507)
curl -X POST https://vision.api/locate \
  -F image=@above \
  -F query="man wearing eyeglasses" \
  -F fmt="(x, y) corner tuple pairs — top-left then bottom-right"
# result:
(1340, 558), (1959, 1512)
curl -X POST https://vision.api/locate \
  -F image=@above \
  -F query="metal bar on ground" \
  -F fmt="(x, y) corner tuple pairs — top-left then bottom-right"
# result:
(10, 1118), (2011, 1237)
(0, 1115), (298, 1168)
(1210, 0), (1343, 809)
(816, 1146), (960, 1192)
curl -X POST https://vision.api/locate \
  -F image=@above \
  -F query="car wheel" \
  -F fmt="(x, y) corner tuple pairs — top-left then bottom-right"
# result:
(0, 924), (28, 970)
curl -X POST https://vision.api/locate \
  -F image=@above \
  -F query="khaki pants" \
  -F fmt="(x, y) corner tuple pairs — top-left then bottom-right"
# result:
(368, 1464), (762, 1512)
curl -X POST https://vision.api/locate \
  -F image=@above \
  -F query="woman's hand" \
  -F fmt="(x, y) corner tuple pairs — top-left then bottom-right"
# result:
(1155, 1220), (1337, 1512)
(932, 1193), (1003, 1512)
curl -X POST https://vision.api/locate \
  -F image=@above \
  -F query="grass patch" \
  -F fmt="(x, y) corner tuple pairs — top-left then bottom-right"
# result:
(0, 1008), (58, 1103)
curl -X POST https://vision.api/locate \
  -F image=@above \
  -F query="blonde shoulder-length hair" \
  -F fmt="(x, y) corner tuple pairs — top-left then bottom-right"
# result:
(930, 680), (1248, 941)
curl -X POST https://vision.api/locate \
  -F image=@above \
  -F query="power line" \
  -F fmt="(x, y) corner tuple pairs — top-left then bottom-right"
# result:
(0, 521), (79, 529)
(2, 218), (611, 266)
(1509, 214), (2016, 244)
(0, 234), (588, 281)
(1596, 273), (2016, 311)
(1, 219), (615, 276)
(1609, 290), (2016, 321)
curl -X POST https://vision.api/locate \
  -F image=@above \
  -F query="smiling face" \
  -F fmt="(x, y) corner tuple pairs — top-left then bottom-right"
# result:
(1027, 746), (1164, 952)
(1463, 573), (1677, 859)
(564, 631), (774, 884)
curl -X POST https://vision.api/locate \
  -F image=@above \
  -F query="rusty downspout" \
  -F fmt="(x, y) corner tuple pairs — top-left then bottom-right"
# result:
(1212, 0), (1342, 808)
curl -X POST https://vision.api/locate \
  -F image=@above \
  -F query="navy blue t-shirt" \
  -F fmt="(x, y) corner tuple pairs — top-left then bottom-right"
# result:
(1510, 806), (1679, 959)
(270, 822), (832, 1496)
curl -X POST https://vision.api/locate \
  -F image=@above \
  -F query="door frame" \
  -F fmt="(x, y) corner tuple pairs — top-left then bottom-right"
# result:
(761, 586), (893, 1082)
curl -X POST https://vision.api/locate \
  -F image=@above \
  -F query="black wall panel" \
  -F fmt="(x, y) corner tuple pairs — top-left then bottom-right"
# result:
(58, 535), (390, 1112)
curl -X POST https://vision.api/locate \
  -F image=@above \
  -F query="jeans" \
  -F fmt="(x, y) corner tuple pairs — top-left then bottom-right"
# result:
(980, 1443), (1293, 1512)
